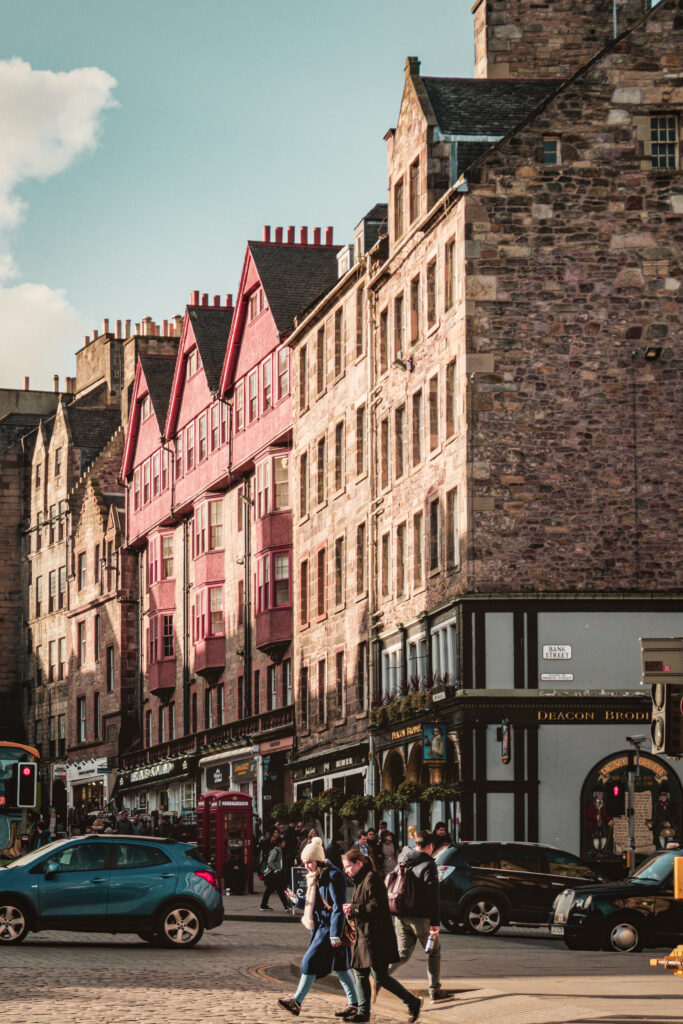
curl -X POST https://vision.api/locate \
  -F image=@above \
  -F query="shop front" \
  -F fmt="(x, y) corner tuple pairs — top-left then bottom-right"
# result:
(67, 757), (112, 815)
(260, 735), (293, 824)
(289, 741), (369, 840)
(115, 754), (199, 825)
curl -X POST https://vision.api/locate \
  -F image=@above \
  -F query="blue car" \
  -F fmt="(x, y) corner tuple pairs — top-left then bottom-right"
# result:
(0, 834), (223, 947)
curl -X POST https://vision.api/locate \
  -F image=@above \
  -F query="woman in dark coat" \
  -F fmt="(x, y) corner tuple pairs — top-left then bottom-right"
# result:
(277, 837), (357, 1017)
(342, 847), (422, 1023)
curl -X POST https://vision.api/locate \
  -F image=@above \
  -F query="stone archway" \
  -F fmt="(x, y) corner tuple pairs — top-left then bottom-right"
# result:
(406, 741), (430, 786)
(381, 749), (405, 792)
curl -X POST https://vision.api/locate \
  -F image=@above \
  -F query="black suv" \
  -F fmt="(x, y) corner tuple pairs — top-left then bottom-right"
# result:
(434, 841), (605, 935)
(551, 848), (683, 952)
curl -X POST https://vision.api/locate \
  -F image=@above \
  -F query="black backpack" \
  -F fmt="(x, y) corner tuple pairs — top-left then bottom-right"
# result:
(385, 862), (418, 916)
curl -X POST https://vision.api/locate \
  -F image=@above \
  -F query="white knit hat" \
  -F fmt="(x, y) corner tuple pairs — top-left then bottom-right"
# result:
(301, 836), (326, 862)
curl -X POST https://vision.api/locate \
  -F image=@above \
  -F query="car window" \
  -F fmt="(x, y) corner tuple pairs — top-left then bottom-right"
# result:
(42, 841), (108, 873)
(113, 843), (171, 869)
(499, 845), (542, 872)
(185, 846), (209, 865)
(633, 850), (682, 884)
(543, 849), (596, 879)
(464, 844), (499, 868)
(434, 845), (466, 868)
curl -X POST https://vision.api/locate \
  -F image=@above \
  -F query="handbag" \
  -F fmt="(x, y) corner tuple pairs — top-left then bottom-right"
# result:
(319, 893), (357, 947)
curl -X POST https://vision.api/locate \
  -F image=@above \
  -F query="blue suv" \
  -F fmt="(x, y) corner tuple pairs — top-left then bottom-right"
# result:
(0, 835), (223, 947)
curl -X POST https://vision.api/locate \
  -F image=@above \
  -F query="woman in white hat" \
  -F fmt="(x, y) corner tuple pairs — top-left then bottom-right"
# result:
(278, 836), (357, 1017)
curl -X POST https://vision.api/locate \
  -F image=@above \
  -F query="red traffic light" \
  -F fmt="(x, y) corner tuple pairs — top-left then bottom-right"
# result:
(21, 766), (31, 776)
(612, 785), (621, 796)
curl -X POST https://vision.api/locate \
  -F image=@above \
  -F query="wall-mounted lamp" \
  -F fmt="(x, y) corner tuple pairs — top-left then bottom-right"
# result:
(393, 355), (414, 373)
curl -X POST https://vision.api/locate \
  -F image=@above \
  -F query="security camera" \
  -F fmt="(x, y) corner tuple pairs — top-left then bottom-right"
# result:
(626, 734), (646, 745)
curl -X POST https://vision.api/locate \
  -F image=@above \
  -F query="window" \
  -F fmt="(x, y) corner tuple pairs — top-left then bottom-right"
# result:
(77, 696), (86, 742)
(257, 556), (270, 612)
(49, 504), (56, 544)
(429, 498), (441, 571)
(298, 345), (308, 412)
(396, 521), (407, 596)
(175, 435), (183, 479)
(355, 286), (365, 358)
(356, 522), (367, 596)
(274, 552), (290, 606)
(316, 437), (326, 505)
(94, 613), (100, 662)
(380, 417), (390, 490)
(409, 157), (420, 223)
(54, 447), (62, 477)
(106, 540), (115, 592)
(161, 449), (169, 490)
(278, 348), (290, 398)
(185, 348), (198, 379)
(299, 451), (308, 517)
(412, 389), (424, 465)
(444, 237), (455, 311)
(209, 500), (223, 549)
(198, 415), (207, 461)
(106, 645), (114, 691)
(542, 137), (560, 165)
(217, 683), (225, 725)
(235, 382), (244, 432)
(394, 293), (404, 358)
(35, 575), (42, 617)
(393, 176), (404, 239)
(162, 535), (174, 578)
(446, 488), (460, 568)
(186, 422), (195, 471)
(334, 536), (345, 607)
(317, 547), (326, 617)
(429, 375), (439, 450)
(48, 640), (56, 682)
(36, 511), (42, 550)
(381, 532), (391, 598)
(334, 309), (344, 377)
(378, 309), (388, 375)
(299, 559), (309, 624)
(283, 659), (292, 705)
(58, 637), (66, 680)
(334, 420), (345, 492)
(316, 326), (326, 394)
(335, 650), (344, 713)
(248, 371), (258, 422)
(413, 511), (424, 587)
(48, 569), (56, 612)
(249, 287), (264, 320)
(274, 455), (289, 509)
(195, 504), (207, 556)
(395, 405), (406, 479)
(650, 116), (678, 169)
(410, 276), (420, 345)
(143, 459), (151, 503)
(209, 588), (223, 635)
(267, 664), (277, 711)
(94, 543), (101, 585)
(152, 453), (160, 495)
(317, 658), (327, 725)
(256, 460), (271, 518)
(356, 641), (368, 710)
(210, 404), (220, 451)
(94, 692), (100, 740)
(58, 500), (66, 541)
(58, 713), (66, 756)
(262, 357), (272, 411)
(445, 359), (457, 438)
(145, 708), (153, 747)
(355, 405), (366, 476)
(35, 462), (42, 489)
(299, 665), (309, 730)
(78, 552), (86, 590)
(35, 645), (43, 686)
(427, 259), (436, 328)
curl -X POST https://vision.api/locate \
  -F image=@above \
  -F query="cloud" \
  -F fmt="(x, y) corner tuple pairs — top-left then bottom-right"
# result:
(0, 58), (116, 387)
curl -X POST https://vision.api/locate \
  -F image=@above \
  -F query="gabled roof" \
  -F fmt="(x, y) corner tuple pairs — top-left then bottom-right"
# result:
(187, 306), (234, 393)
(138, 355), (177, 431)
(66, 406), (121, 453)
(421, 77), (561, 138)
(0, 413), (45, 453)
(360, 203), (389, 224)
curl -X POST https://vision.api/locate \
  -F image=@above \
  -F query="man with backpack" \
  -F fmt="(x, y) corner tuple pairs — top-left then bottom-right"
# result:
(385, 830), (450, 1003)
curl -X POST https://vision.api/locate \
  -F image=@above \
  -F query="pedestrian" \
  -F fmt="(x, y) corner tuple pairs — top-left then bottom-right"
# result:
(342, 847), (423, 1023)
(261, 836), (290, 911)
(365, 828), (383, 873)
(356, 830), (369, 856)
(431, 821), (450, 853)
(34, 820), (51, 848)
(298, 826), (319, 859)
(257, 830), (272, 875)
(116, 809), (135, 835)
(325, 832), (346, 871)
(380, 830), (398, 875)
(388, 830), (450, 1004)
(131, 812), (144, 835)
(277, 837), (357, 1017)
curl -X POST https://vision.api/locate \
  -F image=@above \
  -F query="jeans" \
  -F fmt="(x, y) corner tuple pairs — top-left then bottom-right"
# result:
(391, 916), (441, 993)
(353, 966), (416, 1016)
(292, 970), (356, 1006)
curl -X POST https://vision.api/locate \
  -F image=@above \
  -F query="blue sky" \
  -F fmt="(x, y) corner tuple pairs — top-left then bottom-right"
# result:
(0, 1), (472, 390)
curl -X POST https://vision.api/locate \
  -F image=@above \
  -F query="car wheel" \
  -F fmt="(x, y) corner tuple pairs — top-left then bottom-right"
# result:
(441, 915), (464, 934)
(156, 904), (204, 948)
(0, 902), (29, 944)
(603, 914), (644, 953)
(463, 895), (504, 936)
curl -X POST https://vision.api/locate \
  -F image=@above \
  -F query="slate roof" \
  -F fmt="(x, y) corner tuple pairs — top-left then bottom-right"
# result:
(361, 203), (389, 223)
(248, 243), (341, 337)
(0, 413), (44, 453)
(421, 77), (560, 138)
(139, 355), (177, 429)
(67, 406), (121, 453)
(187, 307), (234, 393)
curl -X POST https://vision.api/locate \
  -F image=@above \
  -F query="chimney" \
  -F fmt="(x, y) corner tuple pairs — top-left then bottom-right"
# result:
(275, 227), (283, 243)
(300, 226), (308, 246)
(23, 376), (29, 391)
(325, 226), (334, 245)
(53, 375), (59, 393)
(190, 290), (200, 305)
(65, 378), (73, 395)
(214, 294), (221, 307)
(162, 319), (169, 335)
(173, 315), (183, 335)
(313, 227), (321, 246)
(405, 56), (420, 79)
(135, 323), (141, 334)
(115, 320), (122, 339)
(83, 335), (89, 347)
(226, 294), (233, 307)
(91, 329), (98, 342)
(262, 225), (271, 242)
(287, 226), (295, 244)
(124, 320), (131, 337)
(201, 293), (209, 306)
(102, 318), (110, 334)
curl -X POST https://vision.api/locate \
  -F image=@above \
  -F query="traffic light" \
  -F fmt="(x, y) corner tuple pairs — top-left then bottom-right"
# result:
(641, 638), (683, 757)
(9, 762), (37, 808)
(606, 782), (626, 818)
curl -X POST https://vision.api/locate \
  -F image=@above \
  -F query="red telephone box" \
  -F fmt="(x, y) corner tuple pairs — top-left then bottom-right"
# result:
(196, 790), (254, 893)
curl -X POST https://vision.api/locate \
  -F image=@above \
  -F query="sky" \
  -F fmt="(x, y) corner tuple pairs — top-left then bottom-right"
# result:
(0, 0), (473, 391)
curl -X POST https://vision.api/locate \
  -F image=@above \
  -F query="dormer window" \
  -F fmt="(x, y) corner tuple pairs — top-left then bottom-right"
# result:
(409, 158), (420, 223)
(140, 394), (152, 420)
(394, 177), (405, 239)
(185, 348), (199, 380)
(249, 287), (265, 321)
(54, 447), (62, 478)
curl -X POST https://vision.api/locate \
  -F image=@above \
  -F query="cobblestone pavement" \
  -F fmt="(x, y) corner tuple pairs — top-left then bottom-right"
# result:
(3, 902), (683, 1024)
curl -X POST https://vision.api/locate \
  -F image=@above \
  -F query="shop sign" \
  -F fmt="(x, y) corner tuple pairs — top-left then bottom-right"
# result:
(540, 673), (574, 682)
(543, 645), (572, 660)
(233, 759), (256, 782)
(129, 758), (192, 784)
(207, 765), (230, 789)
(537, 709), (650, 723)
(423, 723), (446, 763)
(390, 724), (422, 742)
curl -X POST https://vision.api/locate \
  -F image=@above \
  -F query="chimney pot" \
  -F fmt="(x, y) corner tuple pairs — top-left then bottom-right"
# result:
(23, 376), (29, 391)
(135, 323), (141, 334)
(214, 294), (220, 307)
(325, 226), (334, 245)
(275, 227), (283, 243)
(162, 319), (169, 335)
(201, 293), (209, 306)
(262, 225), (271, 242)
(102, 318), (109, 334)
(84, 335), (89, 347)
(313, 227), (321, 245)
(53, 375), (59, 393)
(190, 290), (200, 305)
(115, 320), (122, 339)
(226, 293), (233, 307)
(287, 225), (295, 244)
(91, 329), (98, 342)
(300, 226), (308, 245)
(124, 319), (131, 337)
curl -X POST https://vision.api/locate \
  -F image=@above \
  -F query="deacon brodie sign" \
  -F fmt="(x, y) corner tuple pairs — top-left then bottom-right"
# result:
(537, 709), (650, 723)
